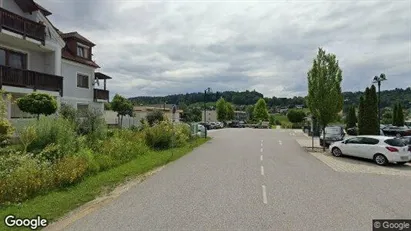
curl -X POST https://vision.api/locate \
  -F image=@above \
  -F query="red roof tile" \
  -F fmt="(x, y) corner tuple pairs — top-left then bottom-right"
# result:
(62, 49), (100, 68)
(61, 32), (95, 46)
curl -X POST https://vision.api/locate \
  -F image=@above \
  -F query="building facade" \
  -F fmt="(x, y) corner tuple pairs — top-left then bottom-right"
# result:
(0, 0), (110, 123)
(201, 110), (217, 122)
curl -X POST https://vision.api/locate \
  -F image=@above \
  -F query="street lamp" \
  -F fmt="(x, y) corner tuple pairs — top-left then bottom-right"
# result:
(372, 73), (387, 128)
(204, 87), (212, 138)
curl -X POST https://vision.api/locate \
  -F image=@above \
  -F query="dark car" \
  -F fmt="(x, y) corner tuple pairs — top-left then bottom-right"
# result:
(320, 126), (345, 148)
(346, 127), (358, 136)
(382, 126), (411, 137)
(199, 122), (211, 130)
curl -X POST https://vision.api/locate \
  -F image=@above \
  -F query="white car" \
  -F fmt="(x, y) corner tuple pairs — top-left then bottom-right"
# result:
(329, 136), (411, 166)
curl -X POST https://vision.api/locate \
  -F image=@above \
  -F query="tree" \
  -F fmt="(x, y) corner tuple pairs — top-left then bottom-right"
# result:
(396, 103), (405, 126)
(345, 105), (357, 129)
(226, 102), (235, 121)
(306, 48), (343, 150)
(287, 109), (306, 123)
(16, 92), (57, 120)
(368, 85), (379, 135)
(269, 115), (276, 127)
(246, 105), (255, 122)
(358, 96), (366, 135)
(392, 103), (398, 126)
(253, 98), (269, 121)
(146, 110), (165, 126)
(110, 94), (133, 127)
(216, 97), (228, 122)
(180, 106), (202, 122)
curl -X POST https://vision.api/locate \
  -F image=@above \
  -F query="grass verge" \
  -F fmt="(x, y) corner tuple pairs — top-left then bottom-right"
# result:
(0, 137), (210, 231)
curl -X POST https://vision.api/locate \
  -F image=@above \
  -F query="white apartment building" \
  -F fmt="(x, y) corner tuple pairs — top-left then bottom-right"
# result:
(0, 0), (110, 123)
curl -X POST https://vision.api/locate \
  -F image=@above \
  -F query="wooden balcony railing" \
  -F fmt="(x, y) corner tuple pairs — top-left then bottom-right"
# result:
(0, 65), (63, 95)
(0, 7), (46, 44)
(94, 89), (109, 101)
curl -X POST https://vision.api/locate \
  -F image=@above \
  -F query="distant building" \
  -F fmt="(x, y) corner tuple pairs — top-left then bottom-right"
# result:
(234, 111), (248, 121)
(201, 110), (218, 122)
(295, 105), (304, 109)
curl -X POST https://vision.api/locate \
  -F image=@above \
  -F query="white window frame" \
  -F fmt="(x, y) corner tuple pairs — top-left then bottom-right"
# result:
(76, 72), (90, 89)
(76, 43), (90, 58)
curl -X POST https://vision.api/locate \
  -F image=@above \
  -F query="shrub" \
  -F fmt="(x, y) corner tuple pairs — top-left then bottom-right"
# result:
(280, 121), (293, 129)
(96, 129), (148, 169)
(16, 92), (57, 120)
(287, 109), (306, 123)
(76, 108), (107, 147)
(0, 119), (14, 146)
(144, 121), (173, 149)
(53, 156), (88, 187)
(74, 148), (100, 174)
(18, 125), (37, 154)
(0, 153), (53, 204)
(146, 110), (165, 126)
(28, 117), (78, 160)
(59, 103), (77, 122)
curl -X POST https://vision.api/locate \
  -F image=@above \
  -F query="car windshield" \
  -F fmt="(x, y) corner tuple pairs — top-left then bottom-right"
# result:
(325, 127), (341, 135)
(384, 139), (406, 147)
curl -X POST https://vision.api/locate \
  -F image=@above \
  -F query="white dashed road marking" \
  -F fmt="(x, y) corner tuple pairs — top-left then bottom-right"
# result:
(262, 185), (267, 204)
(260, 148), (263, 152)
(260, 155), (263, 161)
(261, 166), (264, 176)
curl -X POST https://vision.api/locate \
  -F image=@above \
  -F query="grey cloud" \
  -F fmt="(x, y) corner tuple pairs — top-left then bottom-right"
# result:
(37, 0), (411, 98)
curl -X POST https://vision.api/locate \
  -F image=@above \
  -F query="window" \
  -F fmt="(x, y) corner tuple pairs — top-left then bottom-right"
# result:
(362, 137), (380, 145)
(346, 137), (363, 144)
(77, 73), (89, 88)
(0, 47), (27, 69)
(77, 44), (89, 58)
(0, 49), (5, 66)
(384, 139), (406, 147)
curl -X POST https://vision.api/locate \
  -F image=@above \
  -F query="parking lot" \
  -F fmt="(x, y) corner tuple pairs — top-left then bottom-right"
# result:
(293, 130), (411, 177)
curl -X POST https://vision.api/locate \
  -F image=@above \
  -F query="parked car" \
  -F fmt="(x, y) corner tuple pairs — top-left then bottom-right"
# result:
(199, 122), (211, 130)
(320, 126), (345, 147)
(400, 136), (411, 153)
(346, 127), (358, 136)
(382, 126), (411, 137)
(329, 136), (411, 166)
(216, 122), (224, 129)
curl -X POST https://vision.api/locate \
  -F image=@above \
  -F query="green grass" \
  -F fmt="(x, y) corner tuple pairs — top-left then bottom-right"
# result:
(272, 114), (289, 123)
(0, 137), (210, 231)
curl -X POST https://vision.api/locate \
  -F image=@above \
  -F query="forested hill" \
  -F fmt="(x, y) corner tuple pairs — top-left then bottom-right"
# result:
(128, 88), (411, 109)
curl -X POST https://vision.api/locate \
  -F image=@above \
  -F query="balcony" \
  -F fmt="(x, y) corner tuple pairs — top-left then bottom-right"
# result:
(0, 7), (46, 44)
(94, 89), (109, 101)
(0, 65), (63, 95)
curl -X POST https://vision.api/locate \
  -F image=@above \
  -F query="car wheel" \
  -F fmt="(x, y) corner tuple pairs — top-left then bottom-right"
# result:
(331, 147), (343, 157)
(397, 162), (407, 165)
(374, 154), (388, 166)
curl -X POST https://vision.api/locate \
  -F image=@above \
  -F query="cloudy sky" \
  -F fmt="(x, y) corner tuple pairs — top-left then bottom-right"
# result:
(38, 0), (411, 98)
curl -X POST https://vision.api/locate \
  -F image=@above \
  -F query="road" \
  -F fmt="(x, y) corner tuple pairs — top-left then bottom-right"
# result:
(60, 128), (411, 231)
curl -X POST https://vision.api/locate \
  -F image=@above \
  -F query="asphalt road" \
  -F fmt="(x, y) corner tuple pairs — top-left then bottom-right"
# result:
(62, 128), (411, 231)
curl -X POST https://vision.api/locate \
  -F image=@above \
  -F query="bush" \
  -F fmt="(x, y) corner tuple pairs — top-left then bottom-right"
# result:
(280, 121), (293, 129)
(53, 156), (88, 187)
(18, 125), (37, 154)
(76, 108), (107, 147)
(0, 153), (53, 204)
(16, 92), (57, 120)
(0, 119), (14, 146)
(59, 103), (77, 122)
(146, 110), (165, 126)
(96, 129), (148, 169)
(28, 117), (78, 160)
(144, 120), (173, 149)
(287, 109), (306, 123)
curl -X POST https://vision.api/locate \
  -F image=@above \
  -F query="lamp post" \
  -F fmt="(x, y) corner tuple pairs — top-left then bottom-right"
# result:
(372, 73), (387, 129)
(204, 87), (211, 138)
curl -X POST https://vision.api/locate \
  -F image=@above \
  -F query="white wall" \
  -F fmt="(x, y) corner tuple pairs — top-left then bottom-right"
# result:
(61, 60), (95, 99)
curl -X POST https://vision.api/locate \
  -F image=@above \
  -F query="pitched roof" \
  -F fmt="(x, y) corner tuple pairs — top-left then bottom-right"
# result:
(34, 2), (51, 16)
(60, 32), (96, 46)
(62, 49), (100, 68)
